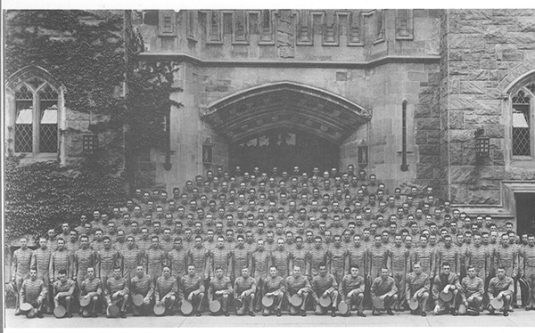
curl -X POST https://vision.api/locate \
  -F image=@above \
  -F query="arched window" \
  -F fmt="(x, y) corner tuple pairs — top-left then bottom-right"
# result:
(6, 66), (64, 161)
(511, 83), (535, 158)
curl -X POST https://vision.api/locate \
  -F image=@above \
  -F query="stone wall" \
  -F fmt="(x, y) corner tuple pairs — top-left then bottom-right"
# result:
(441, 9), (535, 208)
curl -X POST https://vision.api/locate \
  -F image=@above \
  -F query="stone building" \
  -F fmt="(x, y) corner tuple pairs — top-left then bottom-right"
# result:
(4, 9), (535, 235)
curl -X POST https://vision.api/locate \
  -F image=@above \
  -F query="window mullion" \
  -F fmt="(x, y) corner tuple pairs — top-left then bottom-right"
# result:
(32, 90), (40, 154)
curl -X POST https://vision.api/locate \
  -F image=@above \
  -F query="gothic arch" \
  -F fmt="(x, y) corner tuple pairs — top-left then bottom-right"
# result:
(6, 65), (65, 92)
(201, 81), (371, 144)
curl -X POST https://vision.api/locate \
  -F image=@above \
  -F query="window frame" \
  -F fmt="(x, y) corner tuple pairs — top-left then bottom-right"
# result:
(5, 66), (66, 163)
(510, 84), (535, 162)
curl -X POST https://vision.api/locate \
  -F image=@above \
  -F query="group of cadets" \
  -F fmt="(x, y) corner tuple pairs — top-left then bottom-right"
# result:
(11, 165), (535, 319)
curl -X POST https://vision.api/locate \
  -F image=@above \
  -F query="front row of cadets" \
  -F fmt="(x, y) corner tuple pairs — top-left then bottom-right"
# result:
(18, 261), (515, 319)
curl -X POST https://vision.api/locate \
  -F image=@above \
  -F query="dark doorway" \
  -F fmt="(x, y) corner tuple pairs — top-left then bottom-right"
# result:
(229, 129), (339, 174)
(515, 193), (535, 236)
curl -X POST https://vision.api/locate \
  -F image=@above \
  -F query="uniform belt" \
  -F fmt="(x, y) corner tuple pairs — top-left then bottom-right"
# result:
(526, 258), (535, 267)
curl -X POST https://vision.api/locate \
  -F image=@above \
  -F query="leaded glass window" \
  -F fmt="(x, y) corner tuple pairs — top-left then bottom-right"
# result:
(512, 90), (531, 156)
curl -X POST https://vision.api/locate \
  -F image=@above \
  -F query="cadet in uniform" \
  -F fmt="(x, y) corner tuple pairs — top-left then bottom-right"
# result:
(371, 267), (397, 316)
(311, 264), (339, 317)
(341, 265), (366, 317)
(20, 268), (47, 318)
(31, 237), (52, 312)
(261, 266), (285, 316)
(285, 266), (311, 316)
(105, 267), (129, 318)
(154, 266), (177, 316)
(432, 262), (461, 315)
(488, 266), (514, 316)
(80, 267), (102, 317)
(53, 269), (75, 318)
(406, 262), (430, 317)
(460, 265), (484, 315)
(130, 265), (154, 316)
(180, 264), (205, 317)
(233, 267), (256, 316)
(521, 234), (535, 310)
(208, 266), (233, 316)
(12, 237), (33, 315)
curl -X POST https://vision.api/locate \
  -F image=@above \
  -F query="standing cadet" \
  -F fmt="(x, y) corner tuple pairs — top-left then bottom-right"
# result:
(130, 265), (154, 316)
(120, 236), (144, 281)
(309, 236), (329, 278)
(406, 262), (430, 317)
(168, 237), (188, 280)
(437, 235), (460, 277)
(80, 267), (102, 318)
(341, 266), (366, 317)
(369, 235), (388, 280)
(289, 236), (308, 274)
(432, 262), (461, 316)
(387, 234), (409, 311)
(285, 266), (311, 316)
(49, 238), (72, 283)
(311, 264), (339, 317)
(12, 237), (33, 315)
(262, 266), (285, 316)
(460, 265), (484, 315)
(495, 234), (518, 309)
(488, 267), (514, 316)
(154, 266), (178, 316)
(53, 269), (75, 318)
(232, 235), (250, 281)
(329, 235), (348, 284)
(20, 268), (47, 318)
(250, 239), (271, 312)
(73, 235), (97, 288)
(97, 236), (120, 295)
(212, 236), (232, 278)
(467, 234), (490, 281)
(105, 267), (129, 318)
(189, 235), (210, 280)
(145, 236), (167, 284)
(31, 237), (51, 313)
(207, 266), (233, 316)
(371, 267), (397, 316)
(234, 267), (256, 316)
(180, 264), (205, 317)
(270, 238), (290, 278)
(520, 234), (535, 310)
(347, 235), (368, 278)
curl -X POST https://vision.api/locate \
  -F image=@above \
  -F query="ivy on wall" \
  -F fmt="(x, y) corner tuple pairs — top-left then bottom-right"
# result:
(4, 156), (127, 243)
(4, 10), (183, 242)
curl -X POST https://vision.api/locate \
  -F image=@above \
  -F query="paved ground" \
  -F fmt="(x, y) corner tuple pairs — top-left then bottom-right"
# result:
(4, 308), (535, 327)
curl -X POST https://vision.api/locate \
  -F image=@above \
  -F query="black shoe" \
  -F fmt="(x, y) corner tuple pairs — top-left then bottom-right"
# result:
(121, 312), (127, 318)
(526, 306), (531, 311)
(15, 309), (22, 316)
(92, 313), (98, 318)
(331, 310), (336, 317)
(249, 311), (255, 317)
(67, 313), (73, 318)
(504, 311), (509, 317)
(387, 309), (394, 315)
(36, 312), (43, 318)
(357, 311), (366, 317)
(224, 312), (230, 317)
(421, 311), (426, 317)
(276, 309), (281, 317)
(196, 311), (201, 317)
(301, 310), (306, 317)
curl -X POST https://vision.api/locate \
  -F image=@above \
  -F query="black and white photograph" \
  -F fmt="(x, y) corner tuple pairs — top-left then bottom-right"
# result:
(2, 0), (535, 330)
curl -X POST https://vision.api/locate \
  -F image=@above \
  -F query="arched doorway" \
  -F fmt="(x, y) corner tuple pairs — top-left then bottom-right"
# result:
(229, 129), (339, 174)
(201, 81), (371, 173)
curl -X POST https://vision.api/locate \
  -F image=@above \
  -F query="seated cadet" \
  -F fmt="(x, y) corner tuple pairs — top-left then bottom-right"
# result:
(155, 266), (177, 316)
(370, 267), (398, 317)
(105, 267), (129, 318)
(21, 268), (47, 318)
(285, 266), (311, 317)
(80, 267), (102, 317)
(487, 267), (514, 316)
(406, 262), (430, 317)
(53, 269), (75, 318)
(233, 267), (256, 316)
(208, 267), (233, 316)
(460, 265), (484, 316)
(432, 262), (461, 316)
(179, 264), (205, 317)
(130, 265), (154, 316)
(262, 266), (285, 317)
(341, 265), (366, 317)
(312, 264), (339, 317)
